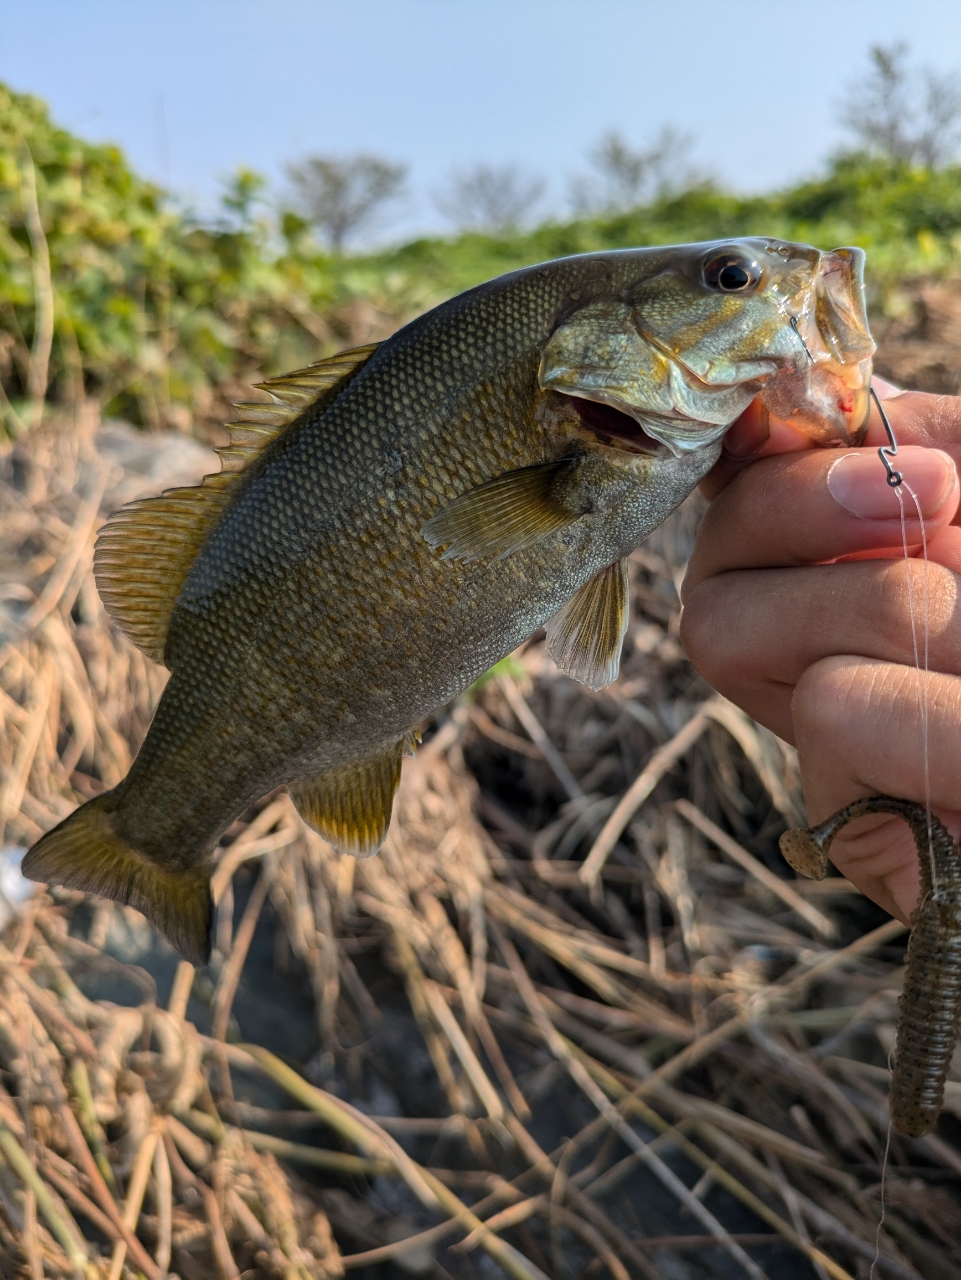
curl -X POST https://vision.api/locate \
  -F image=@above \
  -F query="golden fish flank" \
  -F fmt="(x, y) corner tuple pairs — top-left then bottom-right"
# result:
(23, 238), (875, 963)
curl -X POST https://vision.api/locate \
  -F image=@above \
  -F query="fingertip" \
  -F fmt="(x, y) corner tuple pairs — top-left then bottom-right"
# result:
(723, 398), (770, 459)
(872, 375), (904, 400)
(826, 446), (959, 522)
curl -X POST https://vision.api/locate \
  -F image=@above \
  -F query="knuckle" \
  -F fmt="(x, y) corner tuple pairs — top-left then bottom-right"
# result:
(679, 581), (738, 681)
(792, 656), (864, 746)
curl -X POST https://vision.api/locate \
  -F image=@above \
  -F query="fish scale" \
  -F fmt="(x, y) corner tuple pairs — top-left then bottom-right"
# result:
(23, 239), (875, 961)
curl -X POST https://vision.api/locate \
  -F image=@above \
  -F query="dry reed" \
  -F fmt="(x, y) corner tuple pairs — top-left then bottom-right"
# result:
(0, 410), (957, 1279)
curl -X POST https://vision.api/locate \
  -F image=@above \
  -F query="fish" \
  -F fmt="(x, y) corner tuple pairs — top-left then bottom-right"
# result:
(22, 237), (875, 963)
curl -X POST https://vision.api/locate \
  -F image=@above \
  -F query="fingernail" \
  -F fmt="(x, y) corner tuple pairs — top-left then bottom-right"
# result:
(827, 448), (957, 519)
(872, 376), (904, 400)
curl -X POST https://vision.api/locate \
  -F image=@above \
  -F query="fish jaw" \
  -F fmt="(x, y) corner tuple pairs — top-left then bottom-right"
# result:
(756, 357), (873, 445)
(759, 246), (875, 445)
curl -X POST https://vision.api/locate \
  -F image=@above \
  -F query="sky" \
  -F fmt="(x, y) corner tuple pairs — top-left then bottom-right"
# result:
(2, 0), (961, 242)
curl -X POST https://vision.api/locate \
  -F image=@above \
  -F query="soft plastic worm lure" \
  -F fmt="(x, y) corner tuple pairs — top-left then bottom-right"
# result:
(781, 797), (961, 1137)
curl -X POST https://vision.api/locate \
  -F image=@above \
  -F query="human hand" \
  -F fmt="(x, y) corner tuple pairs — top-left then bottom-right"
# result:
(680, 385), (961, 925)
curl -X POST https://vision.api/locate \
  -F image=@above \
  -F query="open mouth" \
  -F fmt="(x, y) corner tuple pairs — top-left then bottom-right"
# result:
(566, 396), (663, 454)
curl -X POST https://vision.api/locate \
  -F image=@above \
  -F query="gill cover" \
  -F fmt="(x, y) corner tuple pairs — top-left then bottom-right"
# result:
(539, 296), (753, 455)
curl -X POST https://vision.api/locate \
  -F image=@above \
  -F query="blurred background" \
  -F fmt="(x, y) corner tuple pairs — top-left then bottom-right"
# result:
(2, 0), (961, 438)
(1, 5), (961, 1280)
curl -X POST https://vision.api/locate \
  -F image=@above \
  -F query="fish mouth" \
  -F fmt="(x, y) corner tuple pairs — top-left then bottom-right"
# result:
(756, 246), (875, 444)
(562, 395), (669, 455)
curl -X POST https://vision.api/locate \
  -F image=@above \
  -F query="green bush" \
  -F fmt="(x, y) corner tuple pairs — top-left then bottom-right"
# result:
(2, 79), (960, 437)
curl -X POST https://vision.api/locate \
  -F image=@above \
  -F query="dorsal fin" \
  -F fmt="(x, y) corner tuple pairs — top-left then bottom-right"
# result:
(94, 343), (379, 664)
(221, 343), (380, 470)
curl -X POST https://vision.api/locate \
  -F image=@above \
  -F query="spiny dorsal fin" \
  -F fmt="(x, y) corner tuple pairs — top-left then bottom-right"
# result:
(222, 343), (380, 469)
(545, 558), (630, 691)
(288, 739), (404, 857)
(94, 342), (379, 664)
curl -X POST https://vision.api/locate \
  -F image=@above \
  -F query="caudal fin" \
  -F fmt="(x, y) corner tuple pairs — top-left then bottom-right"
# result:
(22, 794), (212, 965)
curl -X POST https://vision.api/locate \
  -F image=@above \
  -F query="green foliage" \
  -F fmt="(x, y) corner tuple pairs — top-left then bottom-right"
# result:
(364, 155), (961, 301)
(2, 79), (961, 437)
(0, 82), (347, 433)
(465, 653), (529, 699)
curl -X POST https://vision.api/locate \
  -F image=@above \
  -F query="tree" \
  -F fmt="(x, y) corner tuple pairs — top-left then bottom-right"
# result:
(571, 127), (701, 214)
(286, 154), (407, 253)
(434, 163), (545, 234)
(220, 167), (267, 232)
(839, 43), (961, 168)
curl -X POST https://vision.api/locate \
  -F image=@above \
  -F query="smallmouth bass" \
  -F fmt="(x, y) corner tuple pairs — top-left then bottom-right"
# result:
(24, 238), (875, 962)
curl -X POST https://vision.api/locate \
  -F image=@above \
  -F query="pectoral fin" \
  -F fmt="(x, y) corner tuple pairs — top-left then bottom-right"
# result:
(546, 558), (630, 691)
(288, 741), (404, 857)
(421, 460), (579, 562)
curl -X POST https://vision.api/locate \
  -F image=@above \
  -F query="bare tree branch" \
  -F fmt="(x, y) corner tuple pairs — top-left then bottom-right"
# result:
(434, 164), (545, 234)
(839, 43), (961, 168)
(571, 128), (702, 215)
(286, 154), (407, 253)
(919, 68), (961, 167)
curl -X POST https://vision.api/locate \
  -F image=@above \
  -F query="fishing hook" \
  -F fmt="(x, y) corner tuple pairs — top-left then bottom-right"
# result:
(871, 383), (903, 487)
(789, 314), (815, 363)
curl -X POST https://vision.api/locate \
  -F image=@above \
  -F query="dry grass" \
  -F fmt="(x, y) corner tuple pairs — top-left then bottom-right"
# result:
(0, 411), (958, 1280)
(873, 277), (961, 396)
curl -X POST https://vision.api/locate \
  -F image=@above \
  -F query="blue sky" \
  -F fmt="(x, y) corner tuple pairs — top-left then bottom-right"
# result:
(2, 0), (960, 241)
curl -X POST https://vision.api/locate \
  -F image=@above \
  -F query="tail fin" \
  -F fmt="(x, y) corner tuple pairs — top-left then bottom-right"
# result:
(22, 794), (212, 965)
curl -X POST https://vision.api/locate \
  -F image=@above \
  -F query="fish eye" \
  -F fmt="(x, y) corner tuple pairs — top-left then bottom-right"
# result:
(702, 253), (761, 293)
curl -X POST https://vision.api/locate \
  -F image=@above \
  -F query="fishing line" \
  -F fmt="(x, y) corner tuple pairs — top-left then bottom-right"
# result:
(896, 479), (934, 880)
(869, 384), (934, 1275)
(871, 384), (934, 883)
(870, 1121), (894, 1280)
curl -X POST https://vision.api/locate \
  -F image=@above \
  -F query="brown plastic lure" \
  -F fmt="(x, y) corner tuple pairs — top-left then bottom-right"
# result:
(781, 797), (961, 1137)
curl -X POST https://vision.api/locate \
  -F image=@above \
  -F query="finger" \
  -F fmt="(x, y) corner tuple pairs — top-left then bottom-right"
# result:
(680, 557), (961, 741)
(683, 444), (959, 596)
(702, 387), (961, 501)
(861, 389), (961, 459)
(791, 656), (961, 924)
(700, 399), (813, 500)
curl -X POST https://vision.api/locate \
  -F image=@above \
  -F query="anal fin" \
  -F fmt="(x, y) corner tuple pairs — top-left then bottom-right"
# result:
(289, 741), (403, 857)
(546, 558), (630, 691)
(421, 460), (579, 562)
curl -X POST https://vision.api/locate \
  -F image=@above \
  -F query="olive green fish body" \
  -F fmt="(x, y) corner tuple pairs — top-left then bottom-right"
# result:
(23, 240), (876, 961)
(115, 253), (716, 861)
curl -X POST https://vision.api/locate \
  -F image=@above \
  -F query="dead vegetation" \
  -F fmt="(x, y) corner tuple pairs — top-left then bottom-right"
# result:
(0, 413), (958, 1280)
(873, 277), (961, 395)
